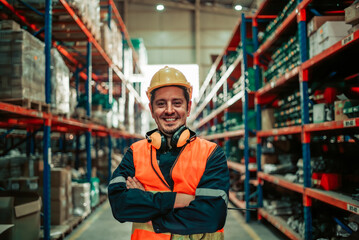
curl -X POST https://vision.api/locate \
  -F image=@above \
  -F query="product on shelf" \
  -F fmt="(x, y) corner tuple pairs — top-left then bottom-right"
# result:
(72, 182), (91, 217)
(39, 168), (73, 224)
(264, 34), (300, 83)
(67, 0), (101, 40)
(345, 2), (359, 25)
(259, 0), (297, 44)
(101, 20), (123, 68)
(0, 22), (45, 102)
(51, 48), (70, 115)
(309, 21), (351, 58)
(261, 108), (275, 130)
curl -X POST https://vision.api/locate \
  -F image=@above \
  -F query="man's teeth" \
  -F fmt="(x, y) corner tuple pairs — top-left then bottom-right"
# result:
(165, 118), (176, 122)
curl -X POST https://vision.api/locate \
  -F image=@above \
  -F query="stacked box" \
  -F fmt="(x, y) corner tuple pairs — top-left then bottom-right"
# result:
(67, 0), (101, 39)
(0, 26), (45, 102)
(101, 20), (123, 69)
(72, 182), (91, 217)
(65, 169), (73, 220)
(51, 48), (70, 114)
(309, 21), (351, 58)
(39, 168), (71, 225)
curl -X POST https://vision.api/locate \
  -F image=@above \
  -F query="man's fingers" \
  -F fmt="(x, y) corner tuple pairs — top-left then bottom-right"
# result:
(126, 177), (145, 190)
(133, 177), (145, 190)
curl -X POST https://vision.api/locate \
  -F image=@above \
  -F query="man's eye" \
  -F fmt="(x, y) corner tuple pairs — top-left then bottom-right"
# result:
(157, 102), (165, 107)
(174, 101), (182, 106)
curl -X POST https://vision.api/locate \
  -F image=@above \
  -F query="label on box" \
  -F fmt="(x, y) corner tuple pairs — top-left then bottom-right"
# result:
(347, 204), (359, 214)
(343, 119), (356, 127)
(342, 33), (354, 46)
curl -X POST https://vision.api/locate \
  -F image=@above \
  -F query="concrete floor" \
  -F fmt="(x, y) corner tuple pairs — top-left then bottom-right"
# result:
(65, 200), (288, 240)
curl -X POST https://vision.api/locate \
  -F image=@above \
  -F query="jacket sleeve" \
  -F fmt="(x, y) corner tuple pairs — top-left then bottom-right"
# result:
(108, 148), (177, 223)
(152, 145), (230, 235)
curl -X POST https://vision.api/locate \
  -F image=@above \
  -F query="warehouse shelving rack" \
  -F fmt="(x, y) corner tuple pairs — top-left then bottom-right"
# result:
(253, 0), (359, 239)
(0, 1), (144, 239)
(189, 14), (258, 223)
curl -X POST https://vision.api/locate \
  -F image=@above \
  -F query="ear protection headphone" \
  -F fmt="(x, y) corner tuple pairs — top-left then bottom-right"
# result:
(146, 125), (191, 151)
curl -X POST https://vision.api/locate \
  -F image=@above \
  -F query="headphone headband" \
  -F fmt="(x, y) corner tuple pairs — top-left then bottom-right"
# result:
(146, 126), (192, 150)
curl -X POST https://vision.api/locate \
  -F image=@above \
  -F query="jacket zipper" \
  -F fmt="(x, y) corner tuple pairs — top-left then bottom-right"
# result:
(169, 143), (188, 185)
(150, 147), (171, 190)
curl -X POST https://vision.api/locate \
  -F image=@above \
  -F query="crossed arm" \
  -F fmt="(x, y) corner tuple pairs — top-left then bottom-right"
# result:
(126, 176), (195, 208)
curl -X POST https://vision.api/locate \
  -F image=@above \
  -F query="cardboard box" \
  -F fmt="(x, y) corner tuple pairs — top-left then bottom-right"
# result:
(317, 21), (351, 43)
(345, 3), (359, 25)
(348, 22), (359, 34)
(309, 31), (319, 58)
(0, 192), (41, 240)
(261, 154), (278, 165)
(40, 168), (68, 187)
(335, 100), (347, 121)
(307, 15), (345, 36)
(7, 177), (38, 191)
(335, 99), (359, 121)
(261, 108), (275, 130)
(0, 20), (21, 31)
(0, 224), (13, 236)
(51, 199), (67, 225)
(38, 187), (66, 201)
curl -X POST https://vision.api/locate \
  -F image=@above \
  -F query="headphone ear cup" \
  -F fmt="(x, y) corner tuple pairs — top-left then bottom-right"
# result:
(176, 129), (190, 147)
(171, 126), (190, 148)
(149, 132), (162, 149)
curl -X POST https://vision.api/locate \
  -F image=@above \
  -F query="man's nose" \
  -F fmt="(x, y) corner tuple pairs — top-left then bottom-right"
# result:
(165, 103), (174, 113)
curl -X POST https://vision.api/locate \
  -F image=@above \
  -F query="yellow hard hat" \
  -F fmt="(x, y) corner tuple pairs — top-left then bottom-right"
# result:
(146, 66), (193, 100)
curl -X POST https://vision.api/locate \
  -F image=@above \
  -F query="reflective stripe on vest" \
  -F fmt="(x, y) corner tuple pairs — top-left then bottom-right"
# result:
(130, 138), (224, 240)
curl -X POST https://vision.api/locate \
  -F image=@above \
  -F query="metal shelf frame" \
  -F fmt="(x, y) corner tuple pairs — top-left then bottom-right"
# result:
(191, 13), (258, 223)
(253, 1), (359, 239)
(0, 1), (144, 239)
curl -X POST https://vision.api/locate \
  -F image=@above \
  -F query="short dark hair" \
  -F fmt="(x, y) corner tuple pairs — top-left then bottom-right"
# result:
(150, 86), (190, 107)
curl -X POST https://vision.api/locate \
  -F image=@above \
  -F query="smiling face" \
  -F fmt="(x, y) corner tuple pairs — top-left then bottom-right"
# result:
(149, 86), (192, 137)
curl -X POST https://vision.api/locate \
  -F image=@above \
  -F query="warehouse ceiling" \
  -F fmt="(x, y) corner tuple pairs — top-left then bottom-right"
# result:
(127, 0), (257, 15)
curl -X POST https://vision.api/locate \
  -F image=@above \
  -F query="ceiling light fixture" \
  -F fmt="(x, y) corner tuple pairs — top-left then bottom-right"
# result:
(234, 4), (243, 11)
(156, 4), (165, 11)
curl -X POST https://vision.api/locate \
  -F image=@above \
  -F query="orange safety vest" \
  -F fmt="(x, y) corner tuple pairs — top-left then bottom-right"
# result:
(130, 137), (224, 240)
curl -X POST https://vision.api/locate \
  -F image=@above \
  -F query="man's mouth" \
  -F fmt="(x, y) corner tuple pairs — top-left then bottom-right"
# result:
(164, 118), (176, 122)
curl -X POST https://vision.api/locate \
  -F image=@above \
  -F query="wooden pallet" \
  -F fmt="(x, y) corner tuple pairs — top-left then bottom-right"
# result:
(0, 98), (50, 113)
(39, 215), (87, 240)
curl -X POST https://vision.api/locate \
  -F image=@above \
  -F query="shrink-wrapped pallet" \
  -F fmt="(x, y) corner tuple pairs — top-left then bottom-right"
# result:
(0, 25), (45, 102)
(51, 48), (70, 115)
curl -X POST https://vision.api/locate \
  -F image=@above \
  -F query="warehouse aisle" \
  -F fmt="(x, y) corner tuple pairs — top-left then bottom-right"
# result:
(65, 200), (286, 240)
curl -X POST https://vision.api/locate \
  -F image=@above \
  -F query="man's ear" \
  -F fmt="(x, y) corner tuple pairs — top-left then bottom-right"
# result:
(149, 103), (154, 117)
(187, 100), (192, 116)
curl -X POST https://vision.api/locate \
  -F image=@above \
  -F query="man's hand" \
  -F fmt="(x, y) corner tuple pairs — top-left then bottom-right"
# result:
(126, 176), (145, 191)
(174, 193), (195, 208)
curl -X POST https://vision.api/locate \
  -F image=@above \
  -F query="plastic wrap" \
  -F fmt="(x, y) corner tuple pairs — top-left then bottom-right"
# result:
(51, 48), (70, 114)
(72, 182), (91, 217)
(0, 27), (45, 102)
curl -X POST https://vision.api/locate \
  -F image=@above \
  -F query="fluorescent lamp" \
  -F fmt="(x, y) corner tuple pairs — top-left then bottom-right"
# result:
(156, 4), (165, 11)
(234, 4), (243, 11)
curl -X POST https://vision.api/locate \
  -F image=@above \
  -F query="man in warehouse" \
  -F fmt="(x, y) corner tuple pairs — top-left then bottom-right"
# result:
(108, 66), (230, 240)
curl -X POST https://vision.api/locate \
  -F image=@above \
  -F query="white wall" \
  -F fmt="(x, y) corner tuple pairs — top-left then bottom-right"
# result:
(126, 3), (239, 85)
